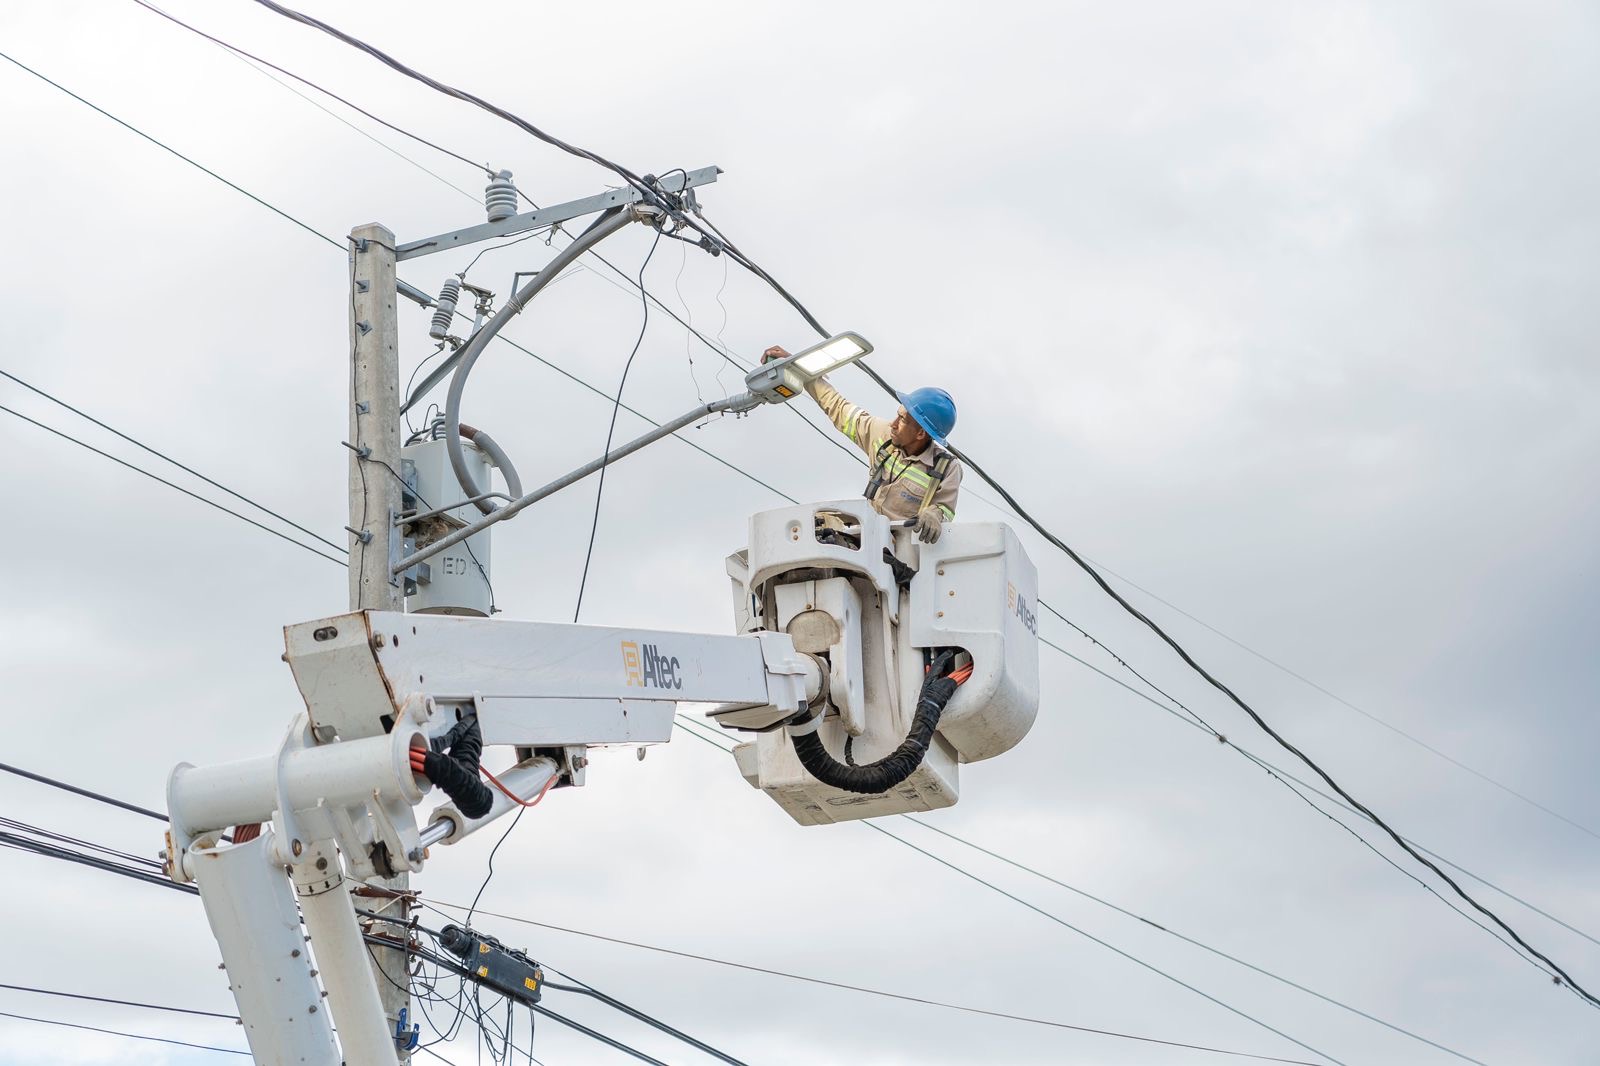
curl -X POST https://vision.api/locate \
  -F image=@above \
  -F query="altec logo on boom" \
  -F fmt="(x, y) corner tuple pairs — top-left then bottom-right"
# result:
(620, 641), (684, 690)
(1007, 582), (1039, 636)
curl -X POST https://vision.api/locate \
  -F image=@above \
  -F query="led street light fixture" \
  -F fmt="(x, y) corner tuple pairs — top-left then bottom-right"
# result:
(745, 332), (874, 404)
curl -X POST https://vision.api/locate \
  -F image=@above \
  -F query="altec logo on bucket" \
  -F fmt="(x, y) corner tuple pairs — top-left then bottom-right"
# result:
(621, 640), (683, 690)
(1006, 582), (1039, 636)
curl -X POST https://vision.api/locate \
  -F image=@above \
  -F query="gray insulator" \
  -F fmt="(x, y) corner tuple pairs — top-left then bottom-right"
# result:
(429, 278), (462, 340)
(485, 170), (519, 223)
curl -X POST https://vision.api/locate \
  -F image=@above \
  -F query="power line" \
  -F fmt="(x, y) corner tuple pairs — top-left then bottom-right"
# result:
(0, 366), (347, 555)
(131, 0), (489, 199)
(1036, 633), (1600, 950)
(1021, 622), (1555, 972)
(573, 229), (665, 622)
(860, 819), (1346, 1064)
(899, 817), (1489, 1066)
(923, 438), (1599, 1003)
(0, 982), (237, 1021)
(0, 793), (1338, 1066)
(541, 972), (748, 1066)
(0, 760), (167, 823)
(1081, 570), (1600, 844)
(248, 0), (656, 201)
(388, 932), (670, 1066)
(0, 1008), (249, 1056)
(0, 402), (347, 567)
(425, 899), (1320, 1066)
(0, 49), (341, 251)
(667, 720), (1346, 1065)
(6, 50), (799, 525)
(0, 829), (195, 897)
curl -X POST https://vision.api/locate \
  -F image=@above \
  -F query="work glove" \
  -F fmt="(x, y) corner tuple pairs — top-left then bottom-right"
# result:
(913, 508), (943, 544)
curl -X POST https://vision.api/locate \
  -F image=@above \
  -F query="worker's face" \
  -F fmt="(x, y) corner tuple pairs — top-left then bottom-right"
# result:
(890, 406), (930, 453)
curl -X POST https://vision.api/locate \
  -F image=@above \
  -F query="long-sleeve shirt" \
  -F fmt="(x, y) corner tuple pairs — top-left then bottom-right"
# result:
(805, 375), (961, 522)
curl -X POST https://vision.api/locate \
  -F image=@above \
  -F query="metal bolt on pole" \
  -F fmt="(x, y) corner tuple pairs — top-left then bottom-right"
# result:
(348, 222), (410, 1059)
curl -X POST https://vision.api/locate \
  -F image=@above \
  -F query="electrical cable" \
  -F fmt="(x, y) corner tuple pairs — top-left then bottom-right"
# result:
(0, 49), (340, 250)
(572, 227), (664, 622)
(3, 770), (1491, 1066)
(0, 830), (196, 896)
(529, 1005), (669, 1066)
(0, 367), (347, 554)
(853, 821), (1345, 1064)
(3, 804), (1346, 1066)
(248, 0), (657, 202)
(383, 932), (662, 1065)
(1030, 606), (1585, 976)
(0, 816), (160, 871)
(1036, 624), (1600, 947)
(539, 973), (747, 1066)
(465, 808), (525, 932)
(0, 403), (347, 567)
(675, 710), (1510, 1062)
(947, 446), (1600, 1004)
(0, 760), (167, 823)
(899, 817), (1490, 1066)
(425, 898), (1310, 1066)
(131, 0), (487, 201)
(481, 767), (556, 809)
(0, 1008), (250, 1055)
(1039, 634), (1600, 949)
(0, 982), (237, 1021)
(1080, 574), (1600, 843)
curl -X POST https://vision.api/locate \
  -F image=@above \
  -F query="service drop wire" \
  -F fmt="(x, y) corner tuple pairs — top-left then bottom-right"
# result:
(572, 224), (665, 622)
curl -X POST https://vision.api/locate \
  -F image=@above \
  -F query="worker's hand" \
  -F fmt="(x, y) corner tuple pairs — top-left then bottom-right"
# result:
(762, 345), (790, 365)
(913, 508), (943, 544)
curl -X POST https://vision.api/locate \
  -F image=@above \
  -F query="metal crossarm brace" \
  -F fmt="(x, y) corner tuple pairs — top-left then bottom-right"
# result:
(395, 165), (721, 261)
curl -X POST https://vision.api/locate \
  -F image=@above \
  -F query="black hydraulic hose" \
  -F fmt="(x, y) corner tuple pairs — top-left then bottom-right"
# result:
(421, 718), (492, 817)
(790, 654), (958, 794)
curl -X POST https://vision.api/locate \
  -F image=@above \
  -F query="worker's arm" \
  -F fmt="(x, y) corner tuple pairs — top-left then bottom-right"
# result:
(763, 345), (890, 457)
(803, 375), (892, 457)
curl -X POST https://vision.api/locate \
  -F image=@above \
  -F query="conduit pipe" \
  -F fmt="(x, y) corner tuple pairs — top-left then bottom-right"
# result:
(444, 205), (643, 516)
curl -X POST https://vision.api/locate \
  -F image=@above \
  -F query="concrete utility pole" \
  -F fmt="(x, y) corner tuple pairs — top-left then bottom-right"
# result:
(347, 222), (410, 1058)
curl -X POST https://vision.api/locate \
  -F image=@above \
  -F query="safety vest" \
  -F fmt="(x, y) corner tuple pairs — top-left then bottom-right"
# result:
(864, 440), (954, 518)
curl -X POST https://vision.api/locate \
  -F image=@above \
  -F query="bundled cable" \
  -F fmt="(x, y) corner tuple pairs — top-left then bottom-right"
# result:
(790, 652), (960, 795)
(411, 717), (493, 817)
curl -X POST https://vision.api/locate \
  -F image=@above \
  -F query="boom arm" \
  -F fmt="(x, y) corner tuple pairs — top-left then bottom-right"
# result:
(164, 611), (820, 1066)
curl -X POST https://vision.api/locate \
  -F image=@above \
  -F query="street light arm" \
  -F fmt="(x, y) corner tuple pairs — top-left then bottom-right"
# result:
(396, 391), (759, 575)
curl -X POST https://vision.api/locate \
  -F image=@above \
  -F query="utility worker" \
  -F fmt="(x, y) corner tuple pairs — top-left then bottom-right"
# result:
(763, 345), (961, 543)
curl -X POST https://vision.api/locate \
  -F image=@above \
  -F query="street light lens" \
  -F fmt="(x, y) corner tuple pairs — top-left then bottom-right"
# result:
(794, 335), (867, 377)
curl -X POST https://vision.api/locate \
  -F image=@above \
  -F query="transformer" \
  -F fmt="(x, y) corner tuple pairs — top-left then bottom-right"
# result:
(401, 436), (494, 617)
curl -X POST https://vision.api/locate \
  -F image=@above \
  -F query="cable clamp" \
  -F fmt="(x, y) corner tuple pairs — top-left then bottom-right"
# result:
(393, 1007), (420, 1051)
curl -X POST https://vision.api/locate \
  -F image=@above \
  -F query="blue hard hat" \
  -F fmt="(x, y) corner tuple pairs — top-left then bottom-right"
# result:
(896, 387), (956, 446)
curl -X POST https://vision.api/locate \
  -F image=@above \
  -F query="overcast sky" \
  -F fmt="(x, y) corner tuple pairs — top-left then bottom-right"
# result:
(2, 1), (1597, 1063)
